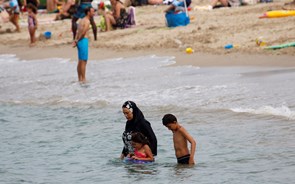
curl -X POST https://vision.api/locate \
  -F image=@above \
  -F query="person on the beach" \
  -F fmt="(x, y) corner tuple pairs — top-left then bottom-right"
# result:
(210, 0), (241, 9)
(130, 0), (163, 6)
(164, 0), (191, 13)
(23, 0), (39, 9)
(121, 101), (157, 159)
(194, 0), (240, 10)
(7, 0), (20, 32)
(162, 114), (196, 164)
(99, 0), (129, 31)
(127, 132), (154, 161)
(72, 6), (94, 82)
(27, 4), (38, 46)
(72, 0), (97, 40)
(46, 0), (63, 12)
(284, 0), (295, 9)
(54, 0), (75, 20)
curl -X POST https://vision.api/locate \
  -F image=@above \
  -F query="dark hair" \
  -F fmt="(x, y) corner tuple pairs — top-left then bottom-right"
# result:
(84, 7), (92, 15)
(162, 114), (177, 126)
(27, 4), (37, 14)
(131, 132), (149, 145)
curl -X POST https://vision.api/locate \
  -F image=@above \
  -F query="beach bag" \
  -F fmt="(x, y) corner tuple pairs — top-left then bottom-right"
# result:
(126, 6), (136, 27)
(165, 12), (190, 27)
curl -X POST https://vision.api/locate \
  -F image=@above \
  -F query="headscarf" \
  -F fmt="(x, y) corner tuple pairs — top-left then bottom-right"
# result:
(122, 101), (145, 132)
(121, 101), (157, 156)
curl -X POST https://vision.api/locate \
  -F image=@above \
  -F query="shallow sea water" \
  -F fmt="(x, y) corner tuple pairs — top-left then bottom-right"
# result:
(0, 54), (294, 184)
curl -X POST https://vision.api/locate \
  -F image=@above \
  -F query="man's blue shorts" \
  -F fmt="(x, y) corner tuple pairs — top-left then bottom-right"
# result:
(77, 38), (88, 61)
(74, 2), (92, 19)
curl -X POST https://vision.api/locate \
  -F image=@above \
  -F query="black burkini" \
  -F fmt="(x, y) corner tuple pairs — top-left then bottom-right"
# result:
(121, 101), (157, 157)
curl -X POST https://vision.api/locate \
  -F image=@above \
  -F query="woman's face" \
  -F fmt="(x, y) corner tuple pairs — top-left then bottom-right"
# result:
(123, 107), (133, 121)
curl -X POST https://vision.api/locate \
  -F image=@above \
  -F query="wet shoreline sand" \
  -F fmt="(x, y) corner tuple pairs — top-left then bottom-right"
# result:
(0, 1), (294, 66)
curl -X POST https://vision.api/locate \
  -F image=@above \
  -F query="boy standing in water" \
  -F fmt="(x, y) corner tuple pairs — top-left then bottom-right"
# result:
(72, 7), (95, 83)
(162, 114), (196, 164)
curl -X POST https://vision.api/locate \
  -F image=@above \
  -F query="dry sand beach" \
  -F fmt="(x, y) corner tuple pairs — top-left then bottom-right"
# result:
(0, 0), (294, 66)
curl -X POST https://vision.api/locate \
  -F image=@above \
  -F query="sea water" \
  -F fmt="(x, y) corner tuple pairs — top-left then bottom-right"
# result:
(0, 54), (294, 184)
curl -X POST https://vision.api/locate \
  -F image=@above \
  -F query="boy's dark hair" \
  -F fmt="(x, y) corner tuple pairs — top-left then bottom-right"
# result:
(27, 4), (37, 14)
(131, 132), (149, 145)
(162, 114), (177, 126)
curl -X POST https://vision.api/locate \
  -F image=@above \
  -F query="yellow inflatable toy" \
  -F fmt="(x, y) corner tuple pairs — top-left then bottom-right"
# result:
(259, 10), (295, 18)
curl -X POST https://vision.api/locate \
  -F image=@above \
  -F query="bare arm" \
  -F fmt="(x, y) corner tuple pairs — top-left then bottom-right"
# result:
(179, 127), (196, 164)
(33, 13), (38, 29)
(114, 3), (121, 19)
(132, 145), (154, 161)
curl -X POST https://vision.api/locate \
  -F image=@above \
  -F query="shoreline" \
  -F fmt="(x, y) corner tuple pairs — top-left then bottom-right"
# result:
(1, 44), (295, 67)
(1, 1), (295, 67)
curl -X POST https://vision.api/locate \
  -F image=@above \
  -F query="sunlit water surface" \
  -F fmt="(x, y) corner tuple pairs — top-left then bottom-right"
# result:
(0, 54), (294, 184)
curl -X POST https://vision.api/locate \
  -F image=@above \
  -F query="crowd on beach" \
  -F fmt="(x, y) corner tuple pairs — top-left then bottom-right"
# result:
(1, 0), (294, 82)
(1, 0), (294, 45)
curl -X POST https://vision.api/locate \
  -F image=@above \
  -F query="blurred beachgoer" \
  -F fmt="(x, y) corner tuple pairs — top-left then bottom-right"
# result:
(99, 0), (129, 31)
(210, 0), (241, 8)
(72, 6), (95, 82)
(47, 0), (63, 12)
(23, 0), (39, 9)
(72, 0), (97, 41)
(0, 4), (10, 23)
(162, 114), (196, 165)
(130, 0), (162, 6)
(7, 0), (20, 32)
(164, 0), (191, 13)
(54, 0), (75, 20)
(121, 101), (157, 159)
(284, 0), (295, 9)
(148, 0), (163, 5)
(194, 0), (241, 10)
(27, 3), (38, 46)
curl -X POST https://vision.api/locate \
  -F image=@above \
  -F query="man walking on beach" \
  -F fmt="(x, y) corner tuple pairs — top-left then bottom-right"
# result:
(72, 7), (95, 82)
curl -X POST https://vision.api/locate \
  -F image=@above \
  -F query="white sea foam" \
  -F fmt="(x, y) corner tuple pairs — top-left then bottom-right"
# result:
(230, 105), (295, 120)
(1, 55), (295, 111)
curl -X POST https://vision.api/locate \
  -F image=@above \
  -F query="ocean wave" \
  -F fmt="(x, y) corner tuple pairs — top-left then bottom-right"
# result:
(230, 105), (295, 120)
(0, 99), (111, 108)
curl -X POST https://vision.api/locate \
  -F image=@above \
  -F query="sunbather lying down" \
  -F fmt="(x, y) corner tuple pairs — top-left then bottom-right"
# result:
(283, 0), (295, 10)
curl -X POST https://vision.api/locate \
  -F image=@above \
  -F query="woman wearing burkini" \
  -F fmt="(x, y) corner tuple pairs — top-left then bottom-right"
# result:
(121, 101), (157, 159)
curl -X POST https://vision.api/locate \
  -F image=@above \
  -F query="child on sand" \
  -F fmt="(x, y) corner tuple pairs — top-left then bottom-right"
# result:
(162, 114), (196, 164)
(27, 4), (37, 46)
(128, 132), (154, 162)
